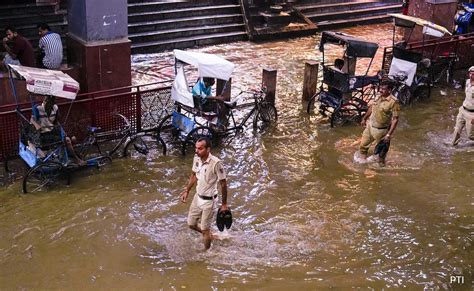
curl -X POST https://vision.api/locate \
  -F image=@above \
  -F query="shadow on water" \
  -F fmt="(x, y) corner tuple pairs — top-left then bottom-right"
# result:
(0, 23), (472, 289)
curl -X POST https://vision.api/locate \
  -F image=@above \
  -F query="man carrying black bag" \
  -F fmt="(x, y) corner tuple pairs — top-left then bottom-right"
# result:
(180, 137), (230, 250)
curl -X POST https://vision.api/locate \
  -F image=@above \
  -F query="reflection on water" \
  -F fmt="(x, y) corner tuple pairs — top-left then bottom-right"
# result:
(1, 23), (473, 289)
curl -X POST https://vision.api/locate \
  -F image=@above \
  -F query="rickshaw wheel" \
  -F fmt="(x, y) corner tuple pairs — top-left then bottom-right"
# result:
(157, 114), (180, 150)
(306, 92), (321, 114)
(23, 161), (63, 194)
(123, 133), (167, 159)
(157, 114), (179, 137)
(182, 126), (216, 155)
(253, 102), (277, 129)
(394, 86), (412, 105)
(413, 85), (431, 101)
(330, 106), (357, 127)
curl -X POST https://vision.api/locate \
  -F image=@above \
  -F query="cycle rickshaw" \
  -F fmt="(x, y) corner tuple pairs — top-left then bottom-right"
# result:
(8, 65), (131, 193)
(157, 49), (277, 155)
(383, 13), (454, 105)
(306, 31), (380, 127)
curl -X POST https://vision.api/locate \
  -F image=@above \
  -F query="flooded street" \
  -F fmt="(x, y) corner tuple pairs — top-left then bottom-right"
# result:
(1, 23), (473, 289)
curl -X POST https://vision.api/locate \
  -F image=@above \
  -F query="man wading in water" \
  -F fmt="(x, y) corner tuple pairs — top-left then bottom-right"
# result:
(451, 66), (474, 145)
(180, 137), (229, 250)
(357, 81), (401, 166)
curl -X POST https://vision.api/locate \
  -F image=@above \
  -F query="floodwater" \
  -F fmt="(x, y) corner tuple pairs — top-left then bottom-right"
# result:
(1, 23), (473, 289)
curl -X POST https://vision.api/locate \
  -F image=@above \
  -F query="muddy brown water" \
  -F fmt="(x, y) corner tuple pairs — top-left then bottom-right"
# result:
(0, 23), (472, 289)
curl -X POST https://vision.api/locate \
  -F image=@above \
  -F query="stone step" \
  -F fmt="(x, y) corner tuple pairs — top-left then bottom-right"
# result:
(129, 23), (245, 43)
(0, 12), (66, 27)
(316, 13), (393, 29)
(128, 14), (243, 33)
(295, 0), (400, 15)
(131, 31), (248, 54)
(128, 0), (237, 13)
(128, 4), (241, 22)
(0, 3), (57, 16)
(307, 4), (402, 22)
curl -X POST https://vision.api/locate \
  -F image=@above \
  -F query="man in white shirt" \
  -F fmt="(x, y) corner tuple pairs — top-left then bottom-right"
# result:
(452, 66), (474, 145)
(37, 23), (62, 70)
(180, 137), (229, 250)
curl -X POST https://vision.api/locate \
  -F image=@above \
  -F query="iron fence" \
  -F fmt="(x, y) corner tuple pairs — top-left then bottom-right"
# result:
(0, 82), (173, 164)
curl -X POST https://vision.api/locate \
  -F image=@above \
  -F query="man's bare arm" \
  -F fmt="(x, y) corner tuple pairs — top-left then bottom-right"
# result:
(219, 179), (228, 210)
(180, 173), (197, 203)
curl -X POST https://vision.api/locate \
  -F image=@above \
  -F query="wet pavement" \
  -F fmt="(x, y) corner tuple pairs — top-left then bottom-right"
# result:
(0, 23), (473, 290)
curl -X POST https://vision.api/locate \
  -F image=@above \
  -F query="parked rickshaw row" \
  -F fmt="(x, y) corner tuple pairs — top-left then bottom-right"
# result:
(6, 13), (458, 193)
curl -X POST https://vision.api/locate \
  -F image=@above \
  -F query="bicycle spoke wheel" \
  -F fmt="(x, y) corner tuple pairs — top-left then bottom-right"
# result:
(123, 133), (166, 159)
(414, 85), (431, 101)
(330, 104), (361, 127)
(394, 86), (412, 105)
(182, 126), (216, 155)
(253, 102), (277, 130)
(157, 113), (180, 147)
(23, 161), (63, 194)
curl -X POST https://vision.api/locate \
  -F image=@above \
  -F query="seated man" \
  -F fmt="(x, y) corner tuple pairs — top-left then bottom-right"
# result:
(30, 95), (84, 164)
(192, 77), (225, 112)
(1, 26), (35, 71)
(327, 58), (345, 99)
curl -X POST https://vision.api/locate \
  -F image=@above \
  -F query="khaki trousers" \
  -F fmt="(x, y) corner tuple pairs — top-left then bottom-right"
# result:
(187, 193), (216, 231)
(359, 124), (388, 155)
(452, 107), (474, 145)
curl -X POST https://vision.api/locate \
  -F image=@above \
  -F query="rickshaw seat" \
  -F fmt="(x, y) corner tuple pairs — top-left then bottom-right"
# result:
(319, 91), (343, 108)
(223, 100), (237, 109)
(323, 66), (352, 93)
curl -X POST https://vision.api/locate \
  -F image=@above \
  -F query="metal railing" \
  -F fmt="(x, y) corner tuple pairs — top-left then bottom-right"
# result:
(0, 81), (173, 163)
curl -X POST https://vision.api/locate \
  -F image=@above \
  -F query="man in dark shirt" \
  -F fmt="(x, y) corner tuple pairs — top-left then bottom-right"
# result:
(2, 26), (35, 69)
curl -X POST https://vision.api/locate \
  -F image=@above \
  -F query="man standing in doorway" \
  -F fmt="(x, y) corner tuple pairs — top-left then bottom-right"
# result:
(451, 66), (474, 145)
(2, 26), (35, 69)
(358, 80), (401, 165)
(37, 23), (62, 70)
(180, 137), (229, 250)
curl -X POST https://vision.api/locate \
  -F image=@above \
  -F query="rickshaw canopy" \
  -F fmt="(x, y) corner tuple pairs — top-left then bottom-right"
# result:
(389, 13), (452, 37)
(8, 64), (79, 100)
(173, 49), (235, 81)
(319, 31), (379, 58)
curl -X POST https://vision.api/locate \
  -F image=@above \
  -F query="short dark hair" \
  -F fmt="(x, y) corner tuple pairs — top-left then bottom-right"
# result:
(5, 26), (17, 33)
(196, 137), (211, 148)
(203, 77), (215, 86)
(334, 58), (344, 69)
(37, 23), (50, 31)
(380, 80), (395, 90)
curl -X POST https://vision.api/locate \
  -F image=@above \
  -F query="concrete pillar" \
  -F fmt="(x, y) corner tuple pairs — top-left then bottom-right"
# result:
(302, 61), (319, 102)
(66, 0), (131, 94)
(406, 0), (458, 43)
(262, 68), (277, 104)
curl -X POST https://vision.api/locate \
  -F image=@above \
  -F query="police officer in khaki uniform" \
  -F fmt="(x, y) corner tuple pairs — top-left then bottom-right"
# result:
(180, 137), (229, 250)
(451, 66), (474, 145)
(359, 80), (401, 164)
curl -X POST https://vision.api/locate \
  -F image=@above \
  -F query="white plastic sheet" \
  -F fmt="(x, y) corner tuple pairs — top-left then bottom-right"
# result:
(174, 49), (235, 81)
(8, 65), (79, 99)
(171, 66), (194, 108)
(388, 57), (417, 86)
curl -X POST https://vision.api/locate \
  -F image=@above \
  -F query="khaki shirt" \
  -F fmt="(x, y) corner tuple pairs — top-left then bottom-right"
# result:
(463, 80), (474, 110)
(370, 94), (400, 128)
(192, 153), (226, 197)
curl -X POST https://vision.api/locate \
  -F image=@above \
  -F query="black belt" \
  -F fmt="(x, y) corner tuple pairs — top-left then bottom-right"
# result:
(199, 194), (217, 200)
(463, 106), (474, 112)
(372, 125), (389, 130)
